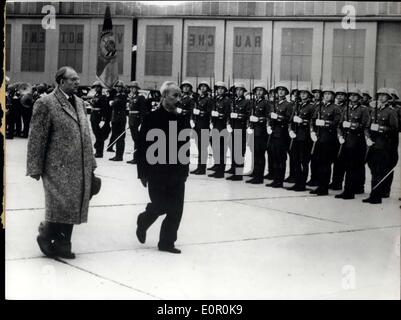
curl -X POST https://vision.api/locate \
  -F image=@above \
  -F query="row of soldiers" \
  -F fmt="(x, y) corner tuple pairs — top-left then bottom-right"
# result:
(89, 78), (400, 205)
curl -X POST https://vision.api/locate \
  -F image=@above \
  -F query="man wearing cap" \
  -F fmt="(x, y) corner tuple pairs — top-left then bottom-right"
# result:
(226, 82), (252, 181)
(265, 83), (293, 188)
(246, 83), (269, 184)
(178, 80), (195, 126)
(310, 87), (342, 195)
(90, 81), (109, 158)
(127, 81), (147, 164)
(330, 87), (348, 191)
(335, 88), (370, 199)
(191, 81), (214, 175)
(209, 81), (231, 178)
(364, 88), (399, 204)
(287, 86), (315, 191)
(109, 80), (127, 161)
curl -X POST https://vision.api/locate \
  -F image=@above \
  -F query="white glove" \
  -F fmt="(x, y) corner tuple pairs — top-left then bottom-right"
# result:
(316, 119), (325, 127)
(193, 108), (200, 115)
(249, 115), (258, 123)
(289, 130), (296, 139)
(338, 136), (345, 144)
(176, 107), (183, 114)
(230, 112), (238, 119)
(211, 110), (219, 117)
(293, 115), (302, 124)
(109, 101), (113, 106)
(190, 120), (195, 128)
(247, 127), (254, 135)
(227, 124), (233, 133)
(99, 120), (105, 128)
(311, 131), (318, 142)
(366, 138), (374, 147)
(270, 112), (278, 119)
(209, 123), (213, 130)
(267, 126), (273, 135)
(370, 123), (379, 132)
(342, 121), (351, 128)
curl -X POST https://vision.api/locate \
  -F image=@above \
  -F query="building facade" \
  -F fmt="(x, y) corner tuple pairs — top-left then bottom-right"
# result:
(6, 1), (401, 94)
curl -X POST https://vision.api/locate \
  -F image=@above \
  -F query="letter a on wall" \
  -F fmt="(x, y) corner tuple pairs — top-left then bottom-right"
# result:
(96, 6), (119, 89)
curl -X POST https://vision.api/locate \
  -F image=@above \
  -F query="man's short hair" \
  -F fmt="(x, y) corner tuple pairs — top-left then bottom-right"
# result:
(160, 81), (179, 97)
(55, 66), (75, 84)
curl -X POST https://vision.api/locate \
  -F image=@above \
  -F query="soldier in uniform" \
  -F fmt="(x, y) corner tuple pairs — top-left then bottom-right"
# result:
(90, 81), (109, 158)
(307, 86), (323, 187)
(127, 81), (148, 164)
(226, 83), (251, 181)
(11, 83), (22, 137)
(285, 88), (299, 184)
(363, 88), (399, 204)
(287, 85), (315, 191)
(5, 83), (14, 139)
(361, 89), (372, 109)
(330, 87), (348, 191)
(191, 81), (214, 175)
(263, 86), (275, 180)
(310, 87), (342, 196)
(265, 83), (293, 188)
(335, 88), (370, 199)
(245, 82), (269, 184)
(177, 80), (195, 128)
(109, 80), (127, 161)
(208, 81), (231, 178)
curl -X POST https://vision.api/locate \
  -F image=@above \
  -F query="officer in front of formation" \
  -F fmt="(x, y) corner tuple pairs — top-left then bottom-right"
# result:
(266, 83), (293, 188)
(191, 81), (214, 175)
(335, 88), (370, 200)
(330, 87), (348, 191)
(90, 81), (109, 158)
(310, 87), (342, 196)
(109, 80), (127, 161)
(245, 82), (269, 184)
(208, 81), (231, 178)
(177, 80), (195, 127)
(364, 88), (399, 204)
(226, 82), (252, 181)
(287, 85), (315, 191)
(127, 81), (147, 164)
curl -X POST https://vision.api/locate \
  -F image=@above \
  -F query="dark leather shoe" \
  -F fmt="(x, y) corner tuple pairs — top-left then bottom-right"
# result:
(271, 183), (283, 188)
(310, 188), (319, 194)
(158, 246), (181, 254)
(208, 172), (224, 178)
(382, 193), (390, 199)
(190, 168), (200, 174)
(293, 185), (306, 191)
(243, 171), (254, 177)
(362, 197), (382, 204)
(264, 173), (274, 180)
(106, 148), (115, 153)
(109, 156), (123, 161)
(136, 215), (146, 244)
(94, 153), (103, 158)
(225, 167), (235, 174)
(54, 241), (75, 259)
(126, 159), (137, 164)
(36, 236), (56, 258)
(315, 188), (329, 196)
(341, 193), (355, 200)
(286, 184), (297, 191)
(306, 180), (318, 187)
(208, 165), (219, 171)
(226, 175), (243, 181)
(284, 176), (296, 183)
(246, 178), (263, 184)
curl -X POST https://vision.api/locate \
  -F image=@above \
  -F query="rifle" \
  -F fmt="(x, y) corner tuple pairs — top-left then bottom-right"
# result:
(267, 74), (276, 149)
(365, 75), (378, 161)
(311, 76), (323, 155)
(289, 74), (299, 151)
(337, 77), (349, 158)
(248, 75), (256, 130)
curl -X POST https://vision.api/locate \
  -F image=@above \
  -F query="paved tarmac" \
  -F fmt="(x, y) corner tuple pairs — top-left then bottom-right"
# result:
(4, 131), (400, 300)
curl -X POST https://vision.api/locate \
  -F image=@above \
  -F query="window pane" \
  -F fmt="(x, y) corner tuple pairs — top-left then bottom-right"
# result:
(58, 25), (84, 72)
(145, 25), (173, 76)
(21, 25), (46, 72)
(186, 26), (215, 77)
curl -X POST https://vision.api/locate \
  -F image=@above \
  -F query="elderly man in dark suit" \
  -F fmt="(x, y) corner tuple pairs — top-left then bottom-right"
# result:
(27, 66), (97, 259)
(135, 81), (190, 254)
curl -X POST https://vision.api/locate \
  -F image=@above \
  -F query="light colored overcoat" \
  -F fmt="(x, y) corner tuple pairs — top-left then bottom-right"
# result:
(27, 88), (96, 224)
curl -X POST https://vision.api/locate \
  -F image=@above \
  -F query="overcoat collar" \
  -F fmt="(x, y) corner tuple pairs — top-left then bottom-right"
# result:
(54, 87), (78, 123)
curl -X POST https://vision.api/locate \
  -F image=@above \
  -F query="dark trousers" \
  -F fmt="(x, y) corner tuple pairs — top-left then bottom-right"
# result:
(129, 118), (141, 160)
(288, 147), (296, 178)
(309, 151), (319, 183)
(21, 108), (32, 137)
(6, 111), (14, 138)
(252, 134), (267, 179)
(291, 139), (312, 188)
(367, 147), (393, 201)
(14, 104), (22, 136)
(331, 142), (346, 187)
(39, 221), (74, 243)
(138, 178), (185, 248)
(382, 135), (399, 196)
(211, 129), (229, 174)
(315, 141), (336, 191)
(270, 136), (289, 184)
(230, 127), (247, 174)
(343, 144), (366, 195)
(194, 127), (209, 171)
(91, 119), (105, 155)
(110, 121), (126, 158)
(267, 140), (274, 176)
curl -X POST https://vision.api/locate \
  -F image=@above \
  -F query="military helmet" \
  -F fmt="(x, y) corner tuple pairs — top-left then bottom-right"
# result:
(128, 81), (141, 89)
(298, 85), (312, 96)
(360, 88), (371, 99)
(180, 80), (193, 90)
(347, 87), (362, 98)
(252, 82), (267, 93)
(275, 83), (289, 95)
(335, 87), (347, 95)
(376, 87), (392, 98)
(198, 81), (210, 90)
(311, 87), (322, 94)
(114, 80), (125, 88)
(91, 80), (103, 88)
(322, 86), (336, 95)
(388, 88), (399, 100)
(234, 82), (247, 92)
(215, 81), (228, 90)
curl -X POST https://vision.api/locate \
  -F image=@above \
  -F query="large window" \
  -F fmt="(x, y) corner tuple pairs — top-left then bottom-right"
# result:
(6, 24), (11, 71)
(332, 29), (365, 83)
(97, 25), (124, 74)
(233, 27), (262, 80)
(186, 26), (215, 77)
(21, 24), (46, 72)
(280, 28), (313, 81)
(376, 23), (401, 93)
(58, 25), (84, 72)
(145, 25), (173, 76)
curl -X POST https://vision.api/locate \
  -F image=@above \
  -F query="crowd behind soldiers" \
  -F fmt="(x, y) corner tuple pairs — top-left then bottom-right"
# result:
(5, 77), (401, 205)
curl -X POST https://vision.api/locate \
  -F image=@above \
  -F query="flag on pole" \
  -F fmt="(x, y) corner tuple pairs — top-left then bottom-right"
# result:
(96, 6), (118, 89)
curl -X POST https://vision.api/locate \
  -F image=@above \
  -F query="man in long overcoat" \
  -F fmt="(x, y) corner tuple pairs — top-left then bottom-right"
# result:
(27, 66), (96, 259)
